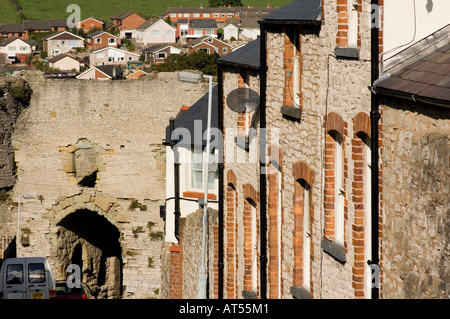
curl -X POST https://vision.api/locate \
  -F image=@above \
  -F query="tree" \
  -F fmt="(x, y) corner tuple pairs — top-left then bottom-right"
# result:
(153, 51), (218, 76)
(209, 0), (243, 7)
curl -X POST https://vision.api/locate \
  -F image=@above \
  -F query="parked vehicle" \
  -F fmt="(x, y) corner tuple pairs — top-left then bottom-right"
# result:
(55, 280), (95, 299)
(0, 257), (56, 299)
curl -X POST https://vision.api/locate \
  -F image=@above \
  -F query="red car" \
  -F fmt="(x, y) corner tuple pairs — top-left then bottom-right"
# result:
(55, 281), (95, 299)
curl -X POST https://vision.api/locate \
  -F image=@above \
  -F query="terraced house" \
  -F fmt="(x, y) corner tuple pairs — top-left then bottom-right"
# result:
(214, 0), (449, 300)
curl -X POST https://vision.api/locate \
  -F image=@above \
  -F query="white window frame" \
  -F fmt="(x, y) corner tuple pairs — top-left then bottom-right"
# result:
(348, 0), (358, 47)
(193, 13), (200, 17)
(303, 183), (311, 290)
(251, 204), (257, 291)
(335, 134), (345, 245)
(190, 147), (216, 191)
(293, 29), (301, 107)
(203, 13), (210, 17)
(95, 38), (102, 43)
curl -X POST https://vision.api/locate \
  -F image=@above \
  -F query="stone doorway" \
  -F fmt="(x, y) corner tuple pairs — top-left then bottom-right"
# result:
(56, 209), (123, 299)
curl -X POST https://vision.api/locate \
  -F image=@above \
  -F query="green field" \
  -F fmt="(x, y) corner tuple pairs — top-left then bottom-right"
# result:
(0, 0), (292, 24)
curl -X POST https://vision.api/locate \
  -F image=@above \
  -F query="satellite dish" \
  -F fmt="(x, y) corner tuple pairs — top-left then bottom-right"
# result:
(226, 88), (259, 113)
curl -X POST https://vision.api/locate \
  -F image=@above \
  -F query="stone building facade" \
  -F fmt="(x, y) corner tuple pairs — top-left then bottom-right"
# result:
(0, 72), (209, 299)
(217, 0), (449, 300)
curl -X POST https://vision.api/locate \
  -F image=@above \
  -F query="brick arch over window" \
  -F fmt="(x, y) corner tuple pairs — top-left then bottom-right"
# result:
(227, 169), (237, 189)
(243, 183), (258, 206)
(326, 111), (345, 136)
(225, 169), (237, 298)
(293, 160), (315, 187)
(353, 111), (371, 139)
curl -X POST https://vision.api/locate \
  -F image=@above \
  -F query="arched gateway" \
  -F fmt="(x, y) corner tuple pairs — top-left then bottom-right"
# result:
(47, 191), (124, 299)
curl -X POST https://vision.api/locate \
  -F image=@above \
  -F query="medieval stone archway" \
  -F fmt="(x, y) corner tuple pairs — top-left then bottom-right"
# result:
(48, 191), (125, 299)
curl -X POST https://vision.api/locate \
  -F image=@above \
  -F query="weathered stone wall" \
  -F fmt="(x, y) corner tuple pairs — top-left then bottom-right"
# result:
(0, 78), (32, 189)
(222, 67), (260, 298)
(181, 208), (218, 299)
(1, 72), (209, 298)
(160, 208), (218, 299)
(380, 98), (450, 299)
(262, 0), (374, 299)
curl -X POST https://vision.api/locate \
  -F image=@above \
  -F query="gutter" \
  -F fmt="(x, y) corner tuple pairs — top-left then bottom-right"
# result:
(259, 22), (268, 299)
(373, 85), (450, 109)
(169, 118), (181, 242)
(370, 0), (380, 300)
(217, 63), (224, 299)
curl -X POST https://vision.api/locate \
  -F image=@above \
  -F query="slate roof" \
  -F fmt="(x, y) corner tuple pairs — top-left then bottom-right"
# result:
(142, 44), (168, 53)
(23, 20), (51, 31)
(0, 23), (25, 33)
(218, 37), (260, 70)
(374, 43), (450, 104)
(47, 54), (79, 63)
(86, 30), (118, 38)
(165, 85), (219, 147)
(137, 19), (157, 30)
(42, 31), (83, 41)
(189, 19), (217, 29)
(48, 19), (69, 28)
(97, 65), (123, 79)
(111, 12), (134, 20)
(263, 0), (322, 24)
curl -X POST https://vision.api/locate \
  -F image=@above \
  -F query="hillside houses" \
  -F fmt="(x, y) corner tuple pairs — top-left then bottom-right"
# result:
(42, 31), (84, 57)
(187, 36), (231, 57)
(89, 46), (139, 67)
(0, 36), (36, 63)
(86, 31), (120, 51)
(163, 5), (278, 24)
(135, 19), (176, 46)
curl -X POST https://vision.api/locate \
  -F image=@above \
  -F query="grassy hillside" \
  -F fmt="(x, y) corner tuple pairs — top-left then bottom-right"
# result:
(0, 0), (292, 24)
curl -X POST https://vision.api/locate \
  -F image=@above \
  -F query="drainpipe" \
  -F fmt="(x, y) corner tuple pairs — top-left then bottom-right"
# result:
(217, 63), (224, 299)
(170, 118), (181, 242)
(370, 0), (380, 300)
(259, 22), (268, 300)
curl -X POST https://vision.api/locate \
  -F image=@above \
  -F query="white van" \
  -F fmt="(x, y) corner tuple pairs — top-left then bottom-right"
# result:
(0, 257), (56, 299)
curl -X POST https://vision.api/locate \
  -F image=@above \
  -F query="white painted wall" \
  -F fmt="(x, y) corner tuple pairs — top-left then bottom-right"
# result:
(383, 0), (450, 60)
(165, 145), (219, 243)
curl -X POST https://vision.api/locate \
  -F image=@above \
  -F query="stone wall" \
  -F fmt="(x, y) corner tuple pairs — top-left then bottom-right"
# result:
(160, 208), (218, 299)
(380, 98), (450, 299)
(0, 78), (32, 189)
(222, 66), (261, 298)
(1, 72), (209, 298)
(261, 0), (375, 299)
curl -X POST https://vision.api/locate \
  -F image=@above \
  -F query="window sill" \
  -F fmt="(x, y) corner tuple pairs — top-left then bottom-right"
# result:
(182, 191), (217, 200)
(290, 286), (311, 299)
(334, 47), (359, 60)
(242, 290), (258, 299)
(321, 239), (346, 264)
(280, 106), (302, 122)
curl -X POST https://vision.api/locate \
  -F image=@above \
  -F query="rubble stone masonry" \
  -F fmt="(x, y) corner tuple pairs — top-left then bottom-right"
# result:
(0, 72), (208, 298)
